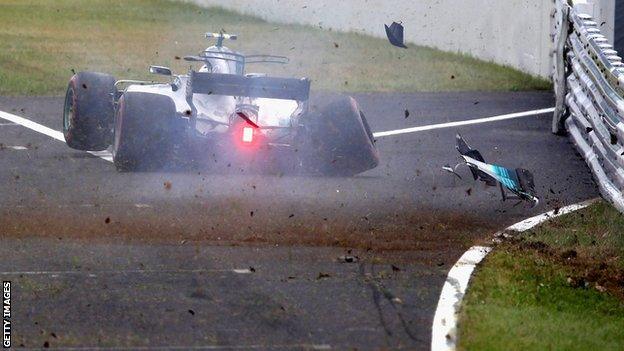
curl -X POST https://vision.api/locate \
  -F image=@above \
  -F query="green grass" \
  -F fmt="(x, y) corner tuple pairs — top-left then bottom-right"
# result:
(523, 201), (624, 269)
(0, 0), (551, 96)
(459, 200), (624, 350)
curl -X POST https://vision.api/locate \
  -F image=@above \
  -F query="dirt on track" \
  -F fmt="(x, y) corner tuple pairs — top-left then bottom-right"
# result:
(1, 200), (496, 255)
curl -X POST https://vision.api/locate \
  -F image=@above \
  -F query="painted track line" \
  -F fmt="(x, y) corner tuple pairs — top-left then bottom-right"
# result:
(0, 109), (113, 162)
(2, 106), (554, 161)
(373, 107), (555, 138)
(430, 198), (597, 351)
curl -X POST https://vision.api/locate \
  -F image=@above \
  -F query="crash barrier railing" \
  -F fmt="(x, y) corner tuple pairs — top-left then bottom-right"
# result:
(552, 0), (624, 211)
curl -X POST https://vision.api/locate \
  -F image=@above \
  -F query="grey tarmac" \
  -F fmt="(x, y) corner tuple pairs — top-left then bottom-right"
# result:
(0, 91), (597, 349)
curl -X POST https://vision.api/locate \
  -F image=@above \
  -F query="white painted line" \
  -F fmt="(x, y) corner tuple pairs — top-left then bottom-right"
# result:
(373, 107), (555, 138)
(0, 122), (18, 126)
(431, 246), (491, 351)
(6, 145), (28, 150)
(88, 149), (114, 162)
(0, 110), (64, 140)
(0, 109), (113, 162)
(134, 203), (152, 208)
(431, 198), (598, 351)
(232, 268), (254, 274)
(0, 268), (254, 276)
(505, 198), (596, 232)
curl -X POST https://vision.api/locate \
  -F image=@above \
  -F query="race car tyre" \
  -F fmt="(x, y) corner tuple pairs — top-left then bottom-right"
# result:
(63, 71), (116, 151)
(112, 92), (178, 171)
(300, 95), (379, 176)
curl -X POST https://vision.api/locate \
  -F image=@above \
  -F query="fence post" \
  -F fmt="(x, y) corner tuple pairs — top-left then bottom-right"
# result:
(552, 0), (570, 135)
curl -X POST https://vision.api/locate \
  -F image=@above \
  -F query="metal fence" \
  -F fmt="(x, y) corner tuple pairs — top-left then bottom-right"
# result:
(552, 0), (624, 211)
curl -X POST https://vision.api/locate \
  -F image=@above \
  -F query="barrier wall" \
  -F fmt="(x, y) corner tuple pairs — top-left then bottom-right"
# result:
(185, 0), (554, 78)
(552, 0), (624, 211)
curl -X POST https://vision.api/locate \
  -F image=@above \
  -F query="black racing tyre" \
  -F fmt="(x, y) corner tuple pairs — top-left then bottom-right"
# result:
(300, 95), (379, 176)
(62, 71), (116, 151)
(112, 92), (178, 171)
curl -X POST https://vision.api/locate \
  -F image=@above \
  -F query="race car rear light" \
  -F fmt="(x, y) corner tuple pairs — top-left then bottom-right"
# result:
(242, 127), (254, 143)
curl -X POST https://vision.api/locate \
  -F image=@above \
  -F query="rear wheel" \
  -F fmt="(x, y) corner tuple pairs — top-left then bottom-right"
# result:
(300, 95), (379, 176)
(112, 92), (178, 171)
(62, 72), (116, 151)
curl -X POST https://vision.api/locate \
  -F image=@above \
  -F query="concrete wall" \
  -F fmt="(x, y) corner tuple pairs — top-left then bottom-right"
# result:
(184, 0), (617, 79)
(185, 0), (554, 78)
(573, 0), (616, 42)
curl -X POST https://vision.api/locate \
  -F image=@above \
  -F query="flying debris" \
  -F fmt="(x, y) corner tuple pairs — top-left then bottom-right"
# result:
(443, 134), (539, 206)
(384, 22), (407, 48)
(442, 164), (462, 179)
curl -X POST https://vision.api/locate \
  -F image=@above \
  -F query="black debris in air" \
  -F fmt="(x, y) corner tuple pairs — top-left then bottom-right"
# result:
(404, 109), (410, 118)
(384, 22), (407, 48)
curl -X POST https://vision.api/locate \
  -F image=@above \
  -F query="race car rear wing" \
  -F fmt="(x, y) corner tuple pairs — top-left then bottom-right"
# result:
(189, 72), (310, 101)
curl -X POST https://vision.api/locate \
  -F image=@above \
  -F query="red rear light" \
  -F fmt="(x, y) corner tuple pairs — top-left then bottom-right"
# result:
(242, 127), (254, 143)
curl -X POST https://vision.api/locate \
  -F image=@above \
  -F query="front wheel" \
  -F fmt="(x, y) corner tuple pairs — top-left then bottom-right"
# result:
(62, 72), (116, 151)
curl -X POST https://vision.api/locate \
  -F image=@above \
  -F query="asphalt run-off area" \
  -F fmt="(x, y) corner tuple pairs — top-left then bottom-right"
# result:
(0, 91), (597, 350)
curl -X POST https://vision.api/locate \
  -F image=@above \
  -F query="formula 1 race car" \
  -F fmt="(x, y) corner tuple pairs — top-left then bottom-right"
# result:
(62, 32), (379, 175)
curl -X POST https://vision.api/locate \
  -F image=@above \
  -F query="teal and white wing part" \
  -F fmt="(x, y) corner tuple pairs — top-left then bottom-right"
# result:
(461, 156), (520, 191)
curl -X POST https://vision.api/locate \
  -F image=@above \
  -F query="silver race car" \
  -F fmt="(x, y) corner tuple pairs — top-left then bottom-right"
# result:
(62, 32), (379, 175)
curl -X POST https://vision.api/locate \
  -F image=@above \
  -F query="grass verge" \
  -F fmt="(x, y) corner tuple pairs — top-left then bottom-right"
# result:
(0, 0), (551, 95)
(459, 200), (624, 350)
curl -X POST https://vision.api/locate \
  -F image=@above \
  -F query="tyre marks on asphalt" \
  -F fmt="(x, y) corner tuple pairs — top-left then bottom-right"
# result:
(13, 343), (332, 350)
(0, 238), (434, 349)
(0, 268), (256, 276)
